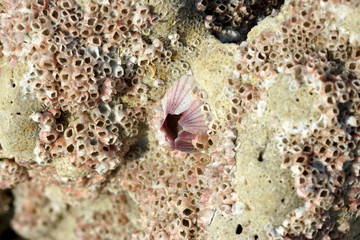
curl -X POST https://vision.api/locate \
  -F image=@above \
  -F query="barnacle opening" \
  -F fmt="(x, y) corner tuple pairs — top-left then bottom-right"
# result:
(161, 114), (183, 142)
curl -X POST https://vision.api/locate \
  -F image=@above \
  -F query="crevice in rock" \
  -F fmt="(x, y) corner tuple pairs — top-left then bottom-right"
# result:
(195, 0), (285, 43)
(0, 190), (24, 240)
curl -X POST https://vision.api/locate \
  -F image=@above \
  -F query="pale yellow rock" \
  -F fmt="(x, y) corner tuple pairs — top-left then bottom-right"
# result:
(192, 37), (239, 121)
(209, 213), (244, 240)
(0, 59), (45, 161)
(337, 3), (360, 33)
(233, 119), (303, 240)
(267, 75), (320, 130)
(53, 157), (92, 178)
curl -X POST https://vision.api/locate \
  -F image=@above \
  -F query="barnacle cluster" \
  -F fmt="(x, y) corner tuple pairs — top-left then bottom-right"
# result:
(32, 102), (145, 174)
(0, 0), (167, 176)
(107, 126), (237, 239)
(0, 0), (360, 239)
(225, 0), (360, 238)
(0, 159), (28, 189)
(195, 0), (285, 43)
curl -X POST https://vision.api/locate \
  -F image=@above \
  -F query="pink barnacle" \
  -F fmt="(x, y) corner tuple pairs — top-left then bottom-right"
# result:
(160, 74), (208, 152)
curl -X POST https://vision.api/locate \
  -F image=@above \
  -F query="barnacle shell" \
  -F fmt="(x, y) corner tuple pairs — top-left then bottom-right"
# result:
(160, 74), (208, 152)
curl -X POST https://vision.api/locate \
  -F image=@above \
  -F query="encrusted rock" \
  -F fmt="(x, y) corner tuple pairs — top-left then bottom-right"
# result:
(0, 0), (360, 239)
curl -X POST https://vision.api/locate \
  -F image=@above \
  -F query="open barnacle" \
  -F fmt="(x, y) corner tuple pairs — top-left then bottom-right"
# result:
(159, 74), (208, 152)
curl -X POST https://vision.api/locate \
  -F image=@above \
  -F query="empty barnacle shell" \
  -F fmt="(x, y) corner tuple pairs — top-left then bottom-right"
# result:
(159, 74), (208, 152)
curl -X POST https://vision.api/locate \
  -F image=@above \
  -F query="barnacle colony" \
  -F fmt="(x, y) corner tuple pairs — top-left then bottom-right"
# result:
(157, 74), (208, 152)
(2, 0), (360, 239)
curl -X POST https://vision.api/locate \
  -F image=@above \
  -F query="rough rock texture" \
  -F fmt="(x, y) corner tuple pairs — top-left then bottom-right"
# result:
(0, 0), (360, 239)
(0, 60), (45, 160)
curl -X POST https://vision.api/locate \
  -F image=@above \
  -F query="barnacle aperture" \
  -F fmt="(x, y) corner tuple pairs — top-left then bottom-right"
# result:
(161, 113), (183, 141)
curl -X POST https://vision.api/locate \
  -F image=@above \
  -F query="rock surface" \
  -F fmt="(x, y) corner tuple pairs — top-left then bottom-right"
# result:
(0, 0), (360, 239)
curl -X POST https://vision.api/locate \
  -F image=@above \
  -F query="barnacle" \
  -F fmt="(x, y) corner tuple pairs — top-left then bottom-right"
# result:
(159, 74), (208, 152)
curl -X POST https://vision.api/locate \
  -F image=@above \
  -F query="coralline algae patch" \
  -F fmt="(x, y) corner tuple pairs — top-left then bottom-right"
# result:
(0, 0), (360, 240)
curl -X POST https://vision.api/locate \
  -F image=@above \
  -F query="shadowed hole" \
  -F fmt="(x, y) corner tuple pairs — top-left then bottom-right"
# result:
(236, 224), (243, 234)
(161, 114), (183, 141)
